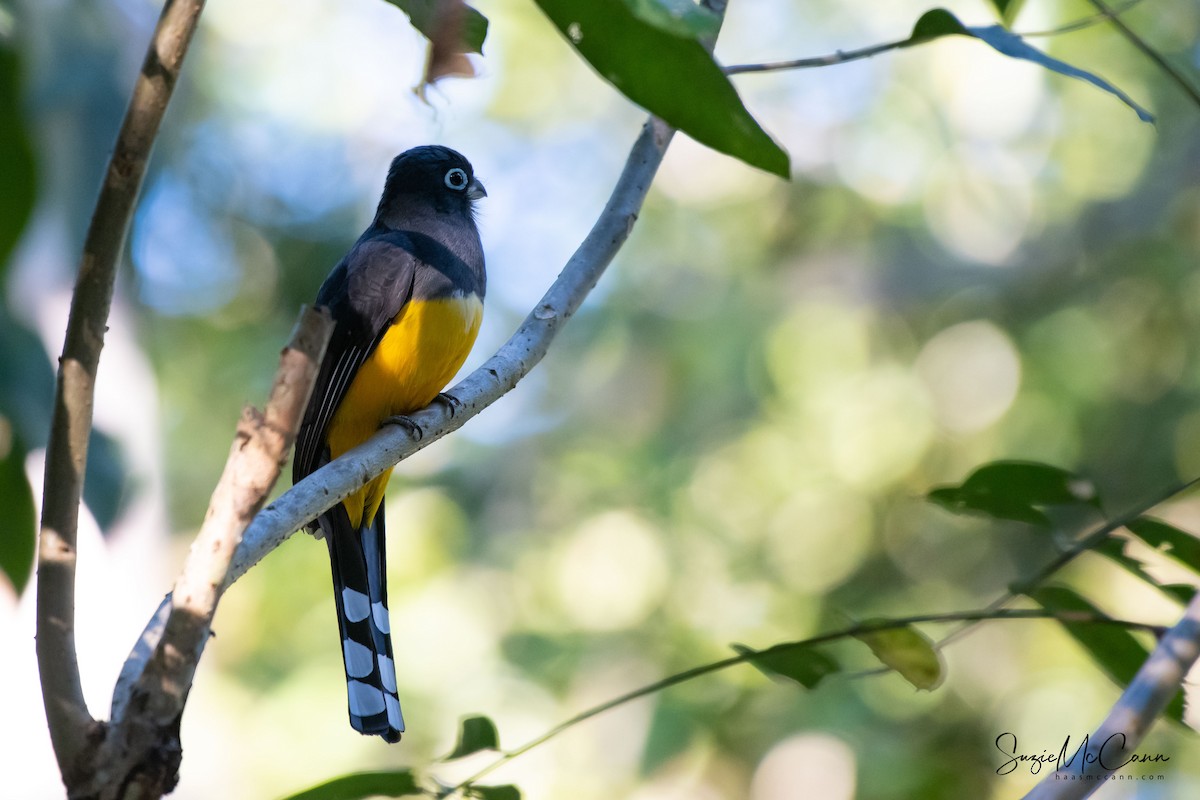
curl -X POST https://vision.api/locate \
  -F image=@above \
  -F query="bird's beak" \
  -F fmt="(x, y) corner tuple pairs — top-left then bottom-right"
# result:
(467, 178), (487, 201)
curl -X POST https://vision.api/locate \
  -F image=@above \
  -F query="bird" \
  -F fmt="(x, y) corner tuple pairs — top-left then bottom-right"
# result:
(292, 145), (487, 742)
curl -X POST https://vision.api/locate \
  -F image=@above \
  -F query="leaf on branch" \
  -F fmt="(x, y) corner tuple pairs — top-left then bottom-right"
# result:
(1160, 583), (1198, 604)
(278, 769), (422, 800)
(731, 643), (841, 689)
(469, 785), (522, 800)
(927, 460), (1098, 528)
(382, 0), (489, 84)
(854, 623), (943, 690)
(0, 428), (34, 593)
(1028, 585), (1185, 724)
(1091, 537), (1190, 605)
(532, 0), (790, 178)
(443, 714), (501, 760)
(904, 8), (1154, 123)
(1125, 517), (1200, 575)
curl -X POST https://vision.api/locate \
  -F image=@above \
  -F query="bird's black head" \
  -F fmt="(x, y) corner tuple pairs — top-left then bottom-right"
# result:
(375, 145), (486, 223)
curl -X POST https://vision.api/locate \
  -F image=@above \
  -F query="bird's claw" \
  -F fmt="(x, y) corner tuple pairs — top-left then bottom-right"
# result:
(434, 391), (462, 418)
(381, 414), (424, 441)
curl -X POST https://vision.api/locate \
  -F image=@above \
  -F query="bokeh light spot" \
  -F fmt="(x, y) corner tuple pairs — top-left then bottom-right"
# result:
(554, 511), (669, 631)
(916, 320), (1021, 433)
(750, 733), (857, 800)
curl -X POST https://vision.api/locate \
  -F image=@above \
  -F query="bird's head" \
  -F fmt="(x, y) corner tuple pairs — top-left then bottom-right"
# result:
(376, 145), (486, 223)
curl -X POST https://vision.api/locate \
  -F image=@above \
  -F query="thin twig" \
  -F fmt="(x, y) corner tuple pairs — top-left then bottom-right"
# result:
(1085, 0), (1200, 110)
(1021, 0), (1143, 37)
(724, 38), (905, 75)
(722, 0), (1150, 76)
(36, 0), (206, 785)
(85, 307), (331, 800)
(1023, 592), (1200, 799)
(437, 609), (1164, 797)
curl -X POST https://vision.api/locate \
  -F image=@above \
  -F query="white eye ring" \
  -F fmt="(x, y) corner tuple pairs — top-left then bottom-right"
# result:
(444, 168), (468, 190)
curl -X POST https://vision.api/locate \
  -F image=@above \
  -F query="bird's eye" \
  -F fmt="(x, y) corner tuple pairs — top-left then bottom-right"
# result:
(444, 168), (468, 190)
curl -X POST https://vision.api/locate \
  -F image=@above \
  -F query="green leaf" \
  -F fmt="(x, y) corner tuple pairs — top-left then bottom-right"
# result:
(1125, 517), (1200, 575)
(470, 786), (521, 800)
(640, 699), (696, 775)
(85, 429), (129, 532)
(0, 429), (34, 593)
(382, 0), (488, 54)
(1028, 585), (1184, 723)
(732, 643), (840, 689)
(854, 624), (943, 690)
(908, 8), (968, 42)
(1091, 538), (1187, 605)
(277, 770), (421, 800)
(626, 0), (719, 40)
(986, 0), (1026, 25)
(444, 715), (500, 760)
(927, 460), (1096, 528)
(0, 41), (36, 275)
(532, 0), (789, 177)
(904, 9), (1153, 123)
(1161, 583), (1198, 604)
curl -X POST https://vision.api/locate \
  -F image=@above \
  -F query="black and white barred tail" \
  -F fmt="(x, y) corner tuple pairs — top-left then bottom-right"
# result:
(323, 500), (404, 742)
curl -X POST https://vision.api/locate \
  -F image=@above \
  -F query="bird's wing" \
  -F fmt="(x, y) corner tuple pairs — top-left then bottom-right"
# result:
(293, 234), (418, 483)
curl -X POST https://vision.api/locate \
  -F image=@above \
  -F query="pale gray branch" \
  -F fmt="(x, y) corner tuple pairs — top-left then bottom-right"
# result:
(114, 114), (676, 747)
(1023, 592), (1200, 799)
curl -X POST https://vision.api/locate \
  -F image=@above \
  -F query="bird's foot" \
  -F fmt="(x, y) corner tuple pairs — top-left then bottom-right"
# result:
(381, 414), (424, 441)
(434, 391), (462, 418)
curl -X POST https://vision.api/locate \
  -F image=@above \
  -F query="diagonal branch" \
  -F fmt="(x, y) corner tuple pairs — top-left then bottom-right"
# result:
(1084, 0), (1200, 110)
(1023, 591), (1200, 799)
(232, 116), (675, 583)
(36, 0), (206, 784)
(114, 112), (677, 745)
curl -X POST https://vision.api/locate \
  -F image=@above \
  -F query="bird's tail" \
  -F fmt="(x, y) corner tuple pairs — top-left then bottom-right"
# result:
(323, 499), (404, 742)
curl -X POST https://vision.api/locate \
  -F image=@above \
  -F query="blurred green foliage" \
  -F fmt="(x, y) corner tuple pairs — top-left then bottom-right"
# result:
(7, 0), (1200, 798)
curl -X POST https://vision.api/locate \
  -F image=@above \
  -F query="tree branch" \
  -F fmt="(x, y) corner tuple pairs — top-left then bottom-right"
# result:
(1023, 591), (1200, 799)
(241, 117), (672, 583)
(85, 307), (331, 800)
(36, 0), (206, 785)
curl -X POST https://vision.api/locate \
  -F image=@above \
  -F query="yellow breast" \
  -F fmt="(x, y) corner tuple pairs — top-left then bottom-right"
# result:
(328, 292), (483, 527)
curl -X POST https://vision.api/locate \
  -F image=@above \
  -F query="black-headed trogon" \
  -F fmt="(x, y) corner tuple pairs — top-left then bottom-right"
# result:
(293, 146), (486, 743)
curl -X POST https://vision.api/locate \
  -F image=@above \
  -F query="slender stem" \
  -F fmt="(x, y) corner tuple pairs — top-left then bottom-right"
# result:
(722, 0), (1150, 76)
(440, 610), (1162, 797)
(1021, 0), (1143, 37)
(1085, 0), (1200, 110)
(36, 0), (206, 783)
(724, 38), (906, 75)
